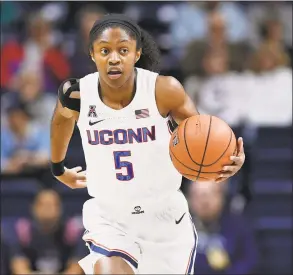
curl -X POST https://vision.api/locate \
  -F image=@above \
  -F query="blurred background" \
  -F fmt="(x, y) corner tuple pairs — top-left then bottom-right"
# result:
(1, 1), (292, 274)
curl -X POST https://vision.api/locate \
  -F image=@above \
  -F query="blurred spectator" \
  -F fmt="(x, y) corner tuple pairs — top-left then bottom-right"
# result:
(244, 43), (292, 126)
(262, 19), (286, 48)
(183, 48), (248, 127)
(1, 234), (13, 275)
(253, 19), (291, 67)
(9, 189), (85, 274)
(249, 42), (290, 74)
(66, 4), (106, 78)
(247, 1), (292, 50)
(170, 1), (248, 57)
(1, 104), (50, 175)
(2, 70), (56, 127)
(189, 181), (258, 274)
(181, 11), (250, 78)
(0, 2), (292, 274)
(1, 11), (70, 94)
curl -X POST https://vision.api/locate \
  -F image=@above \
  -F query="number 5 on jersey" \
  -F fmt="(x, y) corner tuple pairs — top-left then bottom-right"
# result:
(113, 151), (134, 181)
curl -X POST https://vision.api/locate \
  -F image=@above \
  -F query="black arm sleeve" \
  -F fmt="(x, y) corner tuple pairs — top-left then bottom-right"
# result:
(58, 78), (81, 112)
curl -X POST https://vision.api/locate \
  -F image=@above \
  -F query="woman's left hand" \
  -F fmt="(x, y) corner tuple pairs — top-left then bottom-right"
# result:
(216, 137), (245, 183)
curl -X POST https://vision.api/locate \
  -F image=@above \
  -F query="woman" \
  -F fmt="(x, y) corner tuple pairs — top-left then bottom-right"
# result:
(50, 14), (245, 274)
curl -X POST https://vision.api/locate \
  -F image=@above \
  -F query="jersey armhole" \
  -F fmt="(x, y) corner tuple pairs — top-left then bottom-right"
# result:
(152, 74), (167, 119)
(75, 72), (99, 127)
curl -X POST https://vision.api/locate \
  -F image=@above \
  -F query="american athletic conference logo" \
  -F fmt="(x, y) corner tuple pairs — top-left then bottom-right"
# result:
(88, 105), (97, 117)
(131, 206), (144, 214)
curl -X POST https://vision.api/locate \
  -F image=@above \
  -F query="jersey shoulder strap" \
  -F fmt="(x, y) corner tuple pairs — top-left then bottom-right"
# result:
(58, 78), (81, 112)
(135, 68), (160, 116)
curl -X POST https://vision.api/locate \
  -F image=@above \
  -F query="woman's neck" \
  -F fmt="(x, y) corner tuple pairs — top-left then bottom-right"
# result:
(99, 70), (136, 107)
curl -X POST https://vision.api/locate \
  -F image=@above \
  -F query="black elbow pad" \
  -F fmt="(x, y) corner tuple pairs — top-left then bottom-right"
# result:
(58, 78), (81, 112)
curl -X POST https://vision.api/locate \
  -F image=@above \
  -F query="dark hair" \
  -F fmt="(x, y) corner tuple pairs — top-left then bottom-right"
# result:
(33, 188), (60, 204)
(88, 15), (161, 73)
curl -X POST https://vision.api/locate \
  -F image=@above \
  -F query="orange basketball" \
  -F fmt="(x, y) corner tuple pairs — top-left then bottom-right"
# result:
(169, 115), (237, 182)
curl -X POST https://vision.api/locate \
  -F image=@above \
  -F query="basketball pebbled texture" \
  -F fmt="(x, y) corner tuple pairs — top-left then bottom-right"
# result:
(169, 115), (237, 182)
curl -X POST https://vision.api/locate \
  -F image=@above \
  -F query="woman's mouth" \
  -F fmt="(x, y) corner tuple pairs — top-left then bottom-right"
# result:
(107, 70), (122, 80)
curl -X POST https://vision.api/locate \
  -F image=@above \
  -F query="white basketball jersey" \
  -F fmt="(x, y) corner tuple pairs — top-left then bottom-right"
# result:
(77, 68), (182, 212)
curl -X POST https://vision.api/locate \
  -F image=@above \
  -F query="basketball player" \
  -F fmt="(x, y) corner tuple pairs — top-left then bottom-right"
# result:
(50, 14), (245, 274)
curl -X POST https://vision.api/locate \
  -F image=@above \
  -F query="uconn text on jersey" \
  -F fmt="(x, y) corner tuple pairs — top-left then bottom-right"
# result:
(86, 126), (156, 145)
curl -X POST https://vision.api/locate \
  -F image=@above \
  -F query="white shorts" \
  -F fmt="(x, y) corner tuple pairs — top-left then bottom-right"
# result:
(78, 191), (197, 274)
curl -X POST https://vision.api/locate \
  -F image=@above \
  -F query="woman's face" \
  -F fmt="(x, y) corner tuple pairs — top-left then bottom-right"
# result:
(91, 27), (141, 88)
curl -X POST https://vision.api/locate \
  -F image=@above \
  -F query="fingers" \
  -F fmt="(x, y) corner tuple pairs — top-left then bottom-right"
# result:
(75, 181), (87, 188)
(78, 171), (87, 176)
(72, 166), (83, 172)
(217, 138), (245, 182)
(229, 155), (245, 165)
(76, 174), (87, 181)
(217, 171), (233, 179)
(220, 164), (239, 179)
(215, 176), (228, 183)
(222, 165), (238, 173)
(221, 161), (243, 175)
(72, 167), (87, 180)
(237, 137), (244, 154)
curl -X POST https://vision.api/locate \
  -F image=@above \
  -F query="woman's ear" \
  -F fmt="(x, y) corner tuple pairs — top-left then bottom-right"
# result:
(135, 50), (142, 63)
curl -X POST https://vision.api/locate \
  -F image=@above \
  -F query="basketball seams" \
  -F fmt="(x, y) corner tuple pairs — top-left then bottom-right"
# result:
(183, 118), (202, 166)
(170, 150), (223, 174)
(170, 115), (236, 181)
(201, 129), (233, 166)
(195, 115), (212, 182)
(183, 117), (235, 167)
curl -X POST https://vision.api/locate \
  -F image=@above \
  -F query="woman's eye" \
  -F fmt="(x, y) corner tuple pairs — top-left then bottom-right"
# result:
(101, 48), (109, 55)
(120, 48), (128, 54)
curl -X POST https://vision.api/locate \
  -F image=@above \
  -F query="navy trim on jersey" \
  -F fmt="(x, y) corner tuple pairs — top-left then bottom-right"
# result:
(187, 215), (198, 274)
(86, 240), (138, 269)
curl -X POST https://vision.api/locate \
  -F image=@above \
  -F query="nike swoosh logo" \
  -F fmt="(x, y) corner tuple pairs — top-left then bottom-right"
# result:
(89, 120), (105, 126)
(175, 212), (186, 224)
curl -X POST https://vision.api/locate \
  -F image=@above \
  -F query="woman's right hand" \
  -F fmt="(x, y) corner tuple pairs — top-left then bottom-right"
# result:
(55, 166), (87, 189)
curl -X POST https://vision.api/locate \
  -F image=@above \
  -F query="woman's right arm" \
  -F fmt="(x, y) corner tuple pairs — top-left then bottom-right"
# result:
(50, 80), (87, 189)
